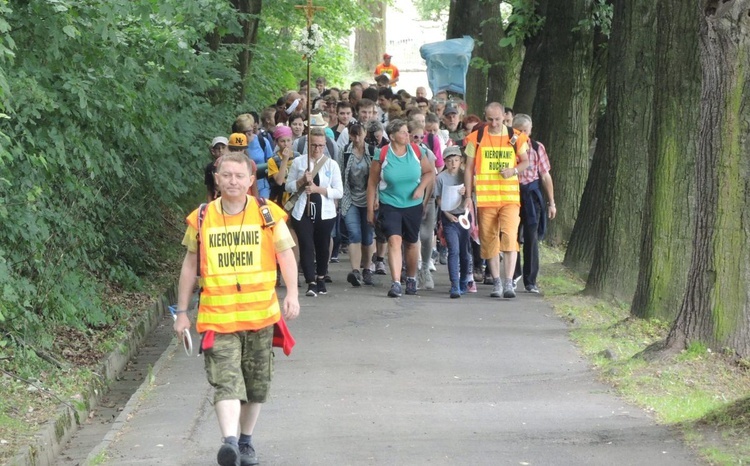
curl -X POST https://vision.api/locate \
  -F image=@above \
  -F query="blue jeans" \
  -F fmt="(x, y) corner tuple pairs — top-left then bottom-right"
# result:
(343, 205), (374, 245)
(441, 213), (471, 286)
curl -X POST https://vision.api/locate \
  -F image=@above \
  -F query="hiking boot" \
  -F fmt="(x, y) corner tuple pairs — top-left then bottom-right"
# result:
(466, 281), (477, 293)
(490, 278), (502, 297)
(503, 279), (516, 298)
(423, 269), (434, 290)
(239, 443), (259, 466)
(525, 284), (540, 294)
(347, 269), (363, 287)
(305, 283), (318, 297)
(217, 442), (240, 466)
(450, 283), (461, 299)
(316, 278), (328, 295)
(374, 260), (387, 275)
(405, 277), (418, 295)
(388, 281), (402, 298)
(362, 268), (374, 285)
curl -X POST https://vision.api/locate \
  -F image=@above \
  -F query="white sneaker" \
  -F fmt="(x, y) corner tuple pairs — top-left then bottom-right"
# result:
(428, 259), (437, 272)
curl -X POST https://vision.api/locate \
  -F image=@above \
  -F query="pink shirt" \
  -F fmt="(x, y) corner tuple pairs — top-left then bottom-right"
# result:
(518, 140), (551, 186)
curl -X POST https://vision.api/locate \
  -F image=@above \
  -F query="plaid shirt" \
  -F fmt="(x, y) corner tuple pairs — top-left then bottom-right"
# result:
(518, 140), (551, 186)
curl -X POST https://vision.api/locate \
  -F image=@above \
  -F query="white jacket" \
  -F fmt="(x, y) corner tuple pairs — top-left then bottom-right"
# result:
(285, 155), (343, 221)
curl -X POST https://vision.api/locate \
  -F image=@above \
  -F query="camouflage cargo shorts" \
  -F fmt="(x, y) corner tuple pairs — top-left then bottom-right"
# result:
(203, 326), (274, 404)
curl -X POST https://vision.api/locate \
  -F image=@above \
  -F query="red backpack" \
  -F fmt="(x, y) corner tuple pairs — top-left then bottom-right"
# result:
(377, 142), (424, 164)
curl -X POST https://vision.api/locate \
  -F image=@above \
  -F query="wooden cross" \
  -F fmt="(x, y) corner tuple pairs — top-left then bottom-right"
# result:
(295, 0), (325, 28)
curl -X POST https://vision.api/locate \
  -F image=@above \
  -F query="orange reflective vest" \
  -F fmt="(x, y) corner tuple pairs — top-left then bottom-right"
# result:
(465, 128), (528, 208)
(186, 197), (287, 334)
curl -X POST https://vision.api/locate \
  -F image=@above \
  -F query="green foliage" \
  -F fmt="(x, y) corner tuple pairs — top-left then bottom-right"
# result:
(0, 0), (239, 353)
(0, 0), (379, 363)
(500, 0), (545, 48)
(574, 0), (613, 37)
(412, 0), (449, 21)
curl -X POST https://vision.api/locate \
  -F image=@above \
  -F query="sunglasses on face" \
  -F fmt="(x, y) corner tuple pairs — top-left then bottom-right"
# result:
(412, 134), (425, 140)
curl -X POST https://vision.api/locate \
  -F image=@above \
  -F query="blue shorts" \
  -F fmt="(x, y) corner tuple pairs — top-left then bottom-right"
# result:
(343, 205), (374, 245)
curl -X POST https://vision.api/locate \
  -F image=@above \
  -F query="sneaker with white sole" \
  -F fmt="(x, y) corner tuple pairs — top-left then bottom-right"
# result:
(490, 278), (502, 297)
(305, 283), (318, 297)
(388, 281), (402, 298)
(423, 270), (434, 290)
(525, 284), (540, 294)
(375, 260), (387, 275)
(503, 279), (516, 298)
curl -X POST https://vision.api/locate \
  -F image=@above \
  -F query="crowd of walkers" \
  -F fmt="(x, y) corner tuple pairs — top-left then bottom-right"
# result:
(203, 67), (556, 300)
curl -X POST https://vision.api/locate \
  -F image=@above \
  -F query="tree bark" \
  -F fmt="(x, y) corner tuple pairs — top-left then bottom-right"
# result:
(666, 0), (750, 357)
(584, 0), (656, 300)
(446, 0), (523, 114)
(630, 0), (700, 320)
(531, 0), (593, 245)
(354, 1), (385, 77)
(512, 0), (549, 115)
(563, 112), (607, 274)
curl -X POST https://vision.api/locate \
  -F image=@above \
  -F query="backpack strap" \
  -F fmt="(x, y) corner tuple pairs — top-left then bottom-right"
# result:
(254, 196), (276, 228)
(477, 126), (485, 145)
(378, 145), (389, 164)
(196, 203), (208, 288)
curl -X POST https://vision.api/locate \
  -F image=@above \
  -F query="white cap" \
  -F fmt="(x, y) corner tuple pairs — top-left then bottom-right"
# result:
(210, 136), (229, 148)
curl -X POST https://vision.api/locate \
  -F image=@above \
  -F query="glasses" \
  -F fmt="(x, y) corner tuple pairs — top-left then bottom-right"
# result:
(219, 172), (248, 181)
(412, 134), (425, 140)
(311, 144), (326, 149)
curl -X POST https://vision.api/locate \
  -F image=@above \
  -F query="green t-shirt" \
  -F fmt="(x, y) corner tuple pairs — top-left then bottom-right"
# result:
(376, 144), (423, 208)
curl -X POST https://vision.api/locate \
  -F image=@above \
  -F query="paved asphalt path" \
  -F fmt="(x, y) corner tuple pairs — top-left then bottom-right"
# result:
(97, 260), (701, 465)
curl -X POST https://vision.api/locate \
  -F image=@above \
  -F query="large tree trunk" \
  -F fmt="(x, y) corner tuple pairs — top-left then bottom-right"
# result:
(446, 0), (523, 114)
(531, 0), (593, 245)
(666, 0), (750, 357)
(563, 112), (607, 274)
(630, 0), (700, 320)
(512, 0), (549, 115)
(354, 1), (385, 76)
(584, 0), (656, 300)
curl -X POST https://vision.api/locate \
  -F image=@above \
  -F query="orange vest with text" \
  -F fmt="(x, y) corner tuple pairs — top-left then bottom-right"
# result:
(465, 127), (528, 208)
(186, 197), (287, 334)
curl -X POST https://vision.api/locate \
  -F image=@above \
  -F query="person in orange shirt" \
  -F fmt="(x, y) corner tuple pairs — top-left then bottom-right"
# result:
(374, 53), (400, 87)
(463, 102), (530, 299)
(173, 152), (299, 466)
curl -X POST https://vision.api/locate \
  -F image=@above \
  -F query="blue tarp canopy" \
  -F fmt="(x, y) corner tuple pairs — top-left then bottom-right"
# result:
(419, 36), (474, 95)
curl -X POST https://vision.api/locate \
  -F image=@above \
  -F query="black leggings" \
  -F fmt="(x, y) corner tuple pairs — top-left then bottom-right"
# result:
(292, 214), (336, 284)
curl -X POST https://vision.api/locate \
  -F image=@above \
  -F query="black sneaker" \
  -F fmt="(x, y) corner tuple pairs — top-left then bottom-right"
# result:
(316, 278), (328, 295)
(324, 274), (333, 283)
(305, 282), (317, 297)
(362, 268), (374, 285)
(347, 269), (363, 287)
(239, 443), (259, 466)
(217, 442), (240, 466)
(405, 277), (418, 295)
(330, 256), (340, 263)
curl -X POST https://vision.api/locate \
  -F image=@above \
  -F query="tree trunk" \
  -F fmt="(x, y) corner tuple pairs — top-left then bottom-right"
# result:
(531, 0), (593, 245)
(584, 0), (656, 300)
(446, 0), (523, 114)
(354, 1), (385, 77)
(228, 0), (262, 100)
(512, 0), (549, 115)
(630, 0), (700, 320)
(666, 0), (750, 357)
(563, 112), (607, 274)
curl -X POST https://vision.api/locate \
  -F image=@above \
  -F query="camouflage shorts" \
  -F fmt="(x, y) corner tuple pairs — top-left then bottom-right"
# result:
(203, 326), (274, 404)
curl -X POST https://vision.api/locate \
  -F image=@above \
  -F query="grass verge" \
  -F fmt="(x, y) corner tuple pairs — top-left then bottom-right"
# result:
(539, 245), (750, 465)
